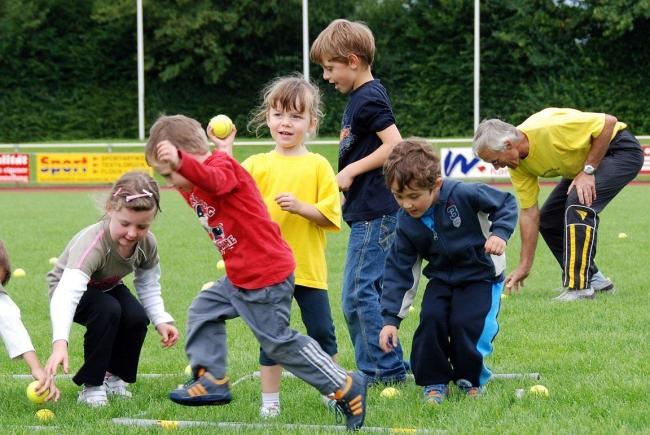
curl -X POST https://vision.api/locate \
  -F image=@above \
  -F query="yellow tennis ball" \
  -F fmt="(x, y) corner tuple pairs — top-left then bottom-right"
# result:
(158, 419), (180, 430)
(210, 114), (234, 139)
(26, 381), (48, 404)
(216, 260), (225, 271)
(13, 268), (26, 278)
(35, 408), (55, 421)
(529, 384), (549, 397)
(48, 257), (58, 266)
(618, 232), (628, 239)
(380, 386), (400, 398)
(201, 281), (214, 291)
(184, 364), (192, 377)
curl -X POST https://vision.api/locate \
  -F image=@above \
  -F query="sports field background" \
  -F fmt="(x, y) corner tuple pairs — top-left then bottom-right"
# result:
(0, 144), (649, 433)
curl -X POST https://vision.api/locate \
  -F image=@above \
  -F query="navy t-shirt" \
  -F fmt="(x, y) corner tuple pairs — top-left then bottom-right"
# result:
(339, 79), (399, 223)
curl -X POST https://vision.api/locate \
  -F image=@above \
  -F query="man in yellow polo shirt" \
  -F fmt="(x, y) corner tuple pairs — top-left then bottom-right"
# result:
(473, 108), (643, 301)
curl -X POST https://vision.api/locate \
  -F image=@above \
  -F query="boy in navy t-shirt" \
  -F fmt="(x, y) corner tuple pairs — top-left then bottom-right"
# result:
(311, 19), (406, 384)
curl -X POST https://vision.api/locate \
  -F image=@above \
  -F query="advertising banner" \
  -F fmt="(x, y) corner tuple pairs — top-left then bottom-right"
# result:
(642, 145), (650, 174)
(440, 147), (510, 179)
(0, 153), (30, 183)
(36, 153), (152, 183)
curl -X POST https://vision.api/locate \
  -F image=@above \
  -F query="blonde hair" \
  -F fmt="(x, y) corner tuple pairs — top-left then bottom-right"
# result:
(145, 115), (210, 166)
(310, 19), (375, 67)
(107, 171), (161, 215)
(384, 138), (441, 192)
(248, 74), (323, 137)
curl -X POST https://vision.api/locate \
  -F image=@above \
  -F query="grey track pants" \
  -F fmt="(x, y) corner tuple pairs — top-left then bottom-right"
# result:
(184, 274), (347, 395)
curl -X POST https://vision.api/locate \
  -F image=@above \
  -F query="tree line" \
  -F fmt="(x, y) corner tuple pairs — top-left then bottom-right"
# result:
(1, 0), (649, 142)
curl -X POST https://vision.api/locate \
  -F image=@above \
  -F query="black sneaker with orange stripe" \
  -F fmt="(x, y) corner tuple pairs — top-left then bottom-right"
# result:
(334, 371), (367, 431)
(169, 368), (232, 406)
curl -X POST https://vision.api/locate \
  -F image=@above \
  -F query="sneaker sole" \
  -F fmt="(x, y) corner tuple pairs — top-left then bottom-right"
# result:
(169, 394), (232, 406)
(594, 284), (615, 293)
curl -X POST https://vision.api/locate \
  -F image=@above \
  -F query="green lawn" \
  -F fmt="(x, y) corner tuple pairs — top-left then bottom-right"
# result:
(0, 180), (649, 433)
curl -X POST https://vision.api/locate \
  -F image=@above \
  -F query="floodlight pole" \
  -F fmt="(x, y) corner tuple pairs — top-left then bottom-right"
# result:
(473, 0), (480, 132)
(137, 0), (145, 141)
(302, 0), (309, 79)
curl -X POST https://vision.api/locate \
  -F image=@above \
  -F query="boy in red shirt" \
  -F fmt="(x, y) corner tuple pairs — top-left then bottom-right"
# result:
(145, 115), (366, 430)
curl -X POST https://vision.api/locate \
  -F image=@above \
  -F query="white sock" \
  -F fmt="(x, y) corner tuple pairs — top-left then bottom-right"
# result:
(262, 392), (280, 408)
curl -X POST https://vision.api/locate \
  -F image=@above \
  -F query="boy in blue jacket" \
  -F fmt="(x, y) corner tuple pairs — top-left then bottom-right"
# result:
(378, 138), (518, 404)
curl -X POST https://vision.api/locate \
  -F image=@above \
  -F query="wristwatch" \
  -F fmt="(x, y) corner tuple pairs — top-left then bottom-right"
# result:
(583, 164), (595, 175)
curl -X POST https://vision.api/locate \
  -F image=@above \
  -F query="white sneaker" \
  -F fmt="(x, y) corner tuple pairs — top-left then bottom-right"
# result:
(104, 374), (132, 398)
(553, 287), (595, 301)
(259, 403), (280, 418)
(591, 276), (615, 293)
(78, 385), (108, 407)
(322, 394), (338, 413)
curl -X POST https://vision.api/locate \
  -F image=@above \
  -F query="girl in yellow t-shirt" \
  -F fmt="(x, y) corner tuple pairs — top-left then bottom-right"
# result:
(215, 75), (341, 418)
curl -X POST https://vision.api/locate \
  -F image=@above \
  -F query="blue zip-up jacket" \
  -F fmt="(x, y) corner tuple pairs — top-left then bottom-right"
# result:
(381, 180), (518, 327)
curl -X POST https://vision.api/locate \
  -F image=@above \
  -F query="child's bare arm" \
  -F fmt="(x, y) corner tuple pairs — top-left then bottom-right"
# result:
(274, 193), (334, 227)
(337, 124), (402, 191)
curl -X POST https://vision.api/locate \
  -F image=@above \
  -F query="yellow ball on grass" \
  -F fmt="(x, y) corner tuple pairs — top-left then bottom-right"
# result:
(380, 386), (400, 398)
(26, 381), (48, 404)
(35, 408), (55, 422)
(529, 384), (549, 397)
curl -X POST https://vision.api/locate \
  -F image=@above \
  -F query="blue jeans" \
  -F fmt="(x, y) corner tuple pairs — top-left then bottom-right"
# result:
(342, 214), (406, 384)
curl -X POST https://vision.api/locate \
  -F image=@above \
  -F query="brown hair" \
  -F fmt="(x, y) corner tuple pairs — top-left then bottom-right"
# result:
(310, 19), (375, 67)
(384, 138), (441, 191)
(0, 240), (11, 286)
(248, 74), (323, 136)
(145, 115), (210, 167)
(107, 171), (161, 215)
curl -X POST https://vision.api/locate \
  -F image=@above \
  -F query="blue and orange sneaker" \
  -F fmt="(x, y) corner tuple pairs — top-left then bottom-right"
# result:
(456, 379), (485, 397)
(334, 371), (367, 431)
(423, 384), (449, 405)
(169, 368), (231, 406)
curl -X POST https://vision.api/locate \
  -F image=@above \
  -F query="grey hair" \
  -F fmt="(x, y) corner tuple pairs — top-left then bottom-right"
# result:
(473, 119), (520, 156)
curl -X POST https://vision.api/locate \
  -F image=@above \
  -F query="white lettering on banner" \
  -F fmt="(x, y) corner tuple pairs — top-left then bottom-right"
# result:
(440, 148), (510, 179)
(0, 153), (30, 182)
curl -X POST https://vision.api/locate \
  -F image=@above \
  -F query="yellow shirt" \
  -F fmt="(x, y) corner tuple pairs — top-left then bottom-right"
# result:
(510, 108), (627, 208)
(242, 151), (341, 289)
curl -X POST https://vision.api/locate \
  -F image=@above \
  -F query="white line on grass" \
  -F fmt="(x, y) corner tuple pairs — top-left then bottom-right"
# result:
(234, 371), (540, 383)
(9, 373), (176, 380)
(112, 417), (442, 433)
(11, 370), (540, 383)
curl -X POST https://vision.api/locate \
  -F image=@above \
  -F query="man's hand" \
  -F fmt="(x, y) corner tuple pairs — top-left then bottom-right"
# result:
(505, 266), (530, 294)
(379, 325), (399, 353)
(568, 172), (596, 207)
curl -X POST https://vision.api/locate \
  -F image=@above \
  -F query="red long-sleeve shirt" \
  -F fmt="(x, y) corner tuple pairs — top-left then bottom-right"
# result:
(176, 149), (295, 289)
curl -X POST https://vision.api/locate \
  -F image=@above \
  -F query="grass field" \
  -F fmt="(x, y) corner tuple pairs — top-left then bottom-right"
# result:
(1, 154), (649, 433)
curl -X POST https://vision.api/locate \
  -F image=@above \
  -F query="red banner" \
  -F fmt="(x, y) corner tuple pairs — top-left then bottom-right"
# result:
(0, 153), (30, 182)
